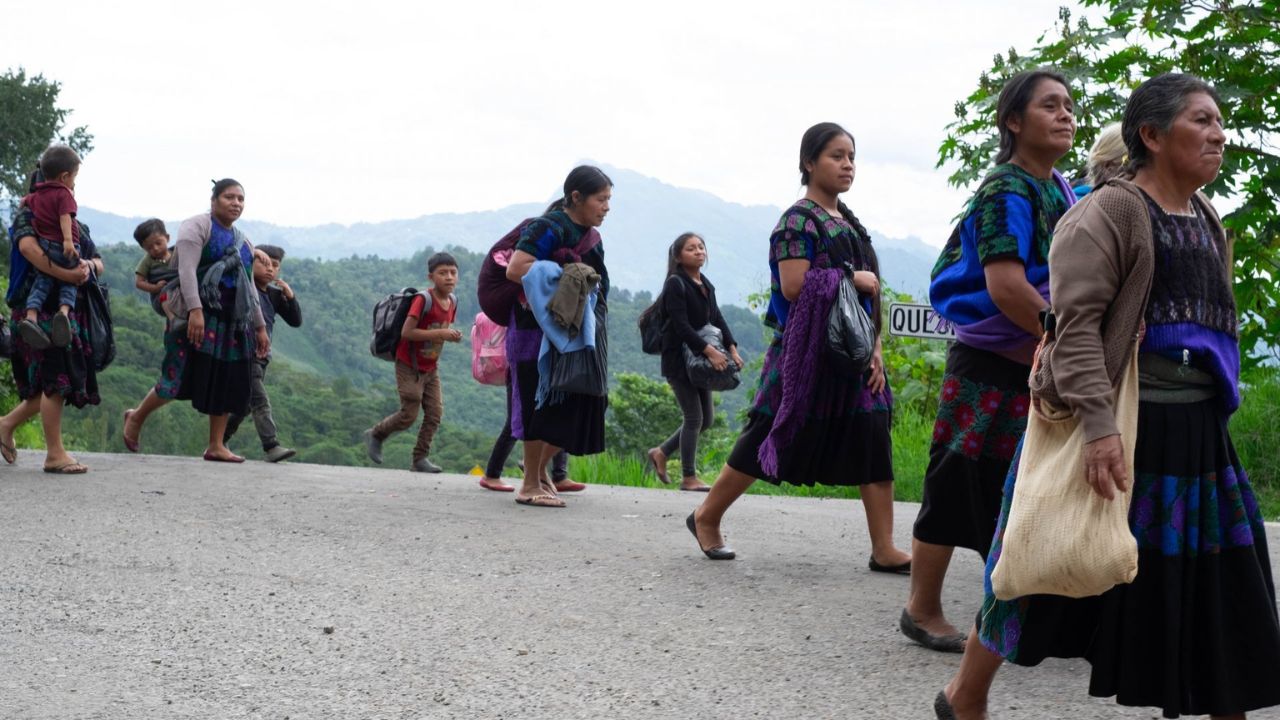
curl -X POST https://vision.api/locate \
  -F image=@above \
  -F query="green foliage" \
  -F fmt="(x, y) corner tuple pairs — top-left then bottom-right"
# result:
(606, 372), (683, 459)
(0, 68), (94, 209)
(880, 288), (948, 418)
(939, 0), (1280, 366)
(1231, 366), (1280, 520)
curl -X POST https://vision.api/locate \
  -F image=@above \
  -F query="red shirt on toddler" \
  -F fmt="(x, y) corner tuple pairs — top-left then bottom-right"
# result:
(26, 182), (80, 246)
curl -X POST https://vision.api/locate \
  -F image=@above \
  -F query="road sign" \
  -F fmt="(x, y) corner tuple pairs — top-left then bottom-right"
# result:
(887, 302), (956, 340)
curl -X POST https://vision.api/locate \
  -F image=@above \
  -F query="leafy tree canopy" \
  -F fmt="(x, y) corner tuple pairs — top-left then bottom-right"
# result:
(0, 68), (94, 210)
(939, 0), (1279, 365)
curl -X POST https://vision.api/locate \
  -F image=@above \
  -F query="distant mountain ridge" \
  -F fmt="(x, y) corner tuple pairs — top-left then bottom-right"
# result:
(76, 164), (939, 304)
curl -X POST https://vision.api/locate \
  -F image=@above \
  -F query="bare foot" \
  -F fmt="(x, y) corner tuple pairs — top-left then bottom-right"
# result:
(679, 477), (711, 491)
(647, 447), (671, 484)
(692, 508), (727, 550)
(943, 684), (990, 720)
(872, 547), (912, 567)
(905, 609), (964, 640)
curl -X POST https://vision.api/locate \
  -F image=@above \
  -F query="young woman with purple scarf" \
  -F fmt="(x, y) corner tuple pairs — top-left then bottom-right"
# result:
(685, 122), (910, 569)
(901, 70), (1078, 654)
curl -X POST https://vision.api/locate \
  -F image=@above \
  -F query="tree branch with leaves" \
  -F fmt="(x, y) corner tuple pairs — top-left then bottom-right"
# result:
(938, 0), (1279, 366)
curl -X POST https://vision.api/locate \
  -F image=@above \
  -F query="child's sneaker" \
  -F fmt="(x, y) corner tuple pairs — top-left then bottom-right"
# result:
(17, 319), (51, 350)
(50, 313), (72, 348)
(363, 428), (383, 464)
(264, 445), (297, 463)
(411, 457), (443, 473)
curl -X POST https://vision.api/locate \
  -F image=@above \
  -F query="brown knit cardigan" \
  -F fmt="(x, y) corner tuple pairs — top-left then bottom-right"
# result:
(1032, 178), (1228, 443)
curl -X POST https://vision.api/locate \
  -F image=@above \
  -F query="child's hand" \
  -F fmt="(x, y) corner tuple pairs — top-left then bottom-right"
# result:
(63, 242), (80, 262)
(445, 329), (462, 343)
(276, 279), (293, 299)
(157, 280), (168, 289)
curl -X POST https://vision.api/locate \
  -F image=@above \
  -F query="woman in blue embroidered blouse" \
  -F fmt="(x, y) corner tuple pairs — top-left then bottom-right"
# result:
(122, 179), (269, 463)
(904, 70), (1077, 654)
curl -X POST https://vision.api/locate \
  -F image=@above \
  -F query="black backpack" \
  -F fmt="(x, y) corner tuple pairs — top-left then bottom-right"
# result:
(638, 300), (665, 355)
(370, 289), (456, 365)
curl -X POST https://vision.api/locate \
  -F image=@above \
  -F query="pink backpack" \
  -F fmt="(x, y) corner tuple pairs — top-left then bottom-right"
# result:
(471, 311), (508, 386)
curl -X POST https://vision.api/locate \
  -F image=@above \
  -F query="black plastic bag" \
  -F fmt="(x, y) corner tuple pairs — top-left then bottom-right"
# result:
(0, 317), (11, 359)
(548, 304), (607, 397)
(826, 275), (874, 377)
(683, 324), (740, 391)
(83, 271), (115, 371)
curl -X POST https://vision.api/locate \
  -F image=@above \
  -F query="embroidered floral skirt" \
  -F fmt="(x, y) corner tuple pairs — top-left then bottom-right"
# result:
(9, 302), (100, 408)
(155, 286), (254, 416)
(976, 398), (1280, 718)
(726, 332), (892, 486)
(913, 341), (1030, 556)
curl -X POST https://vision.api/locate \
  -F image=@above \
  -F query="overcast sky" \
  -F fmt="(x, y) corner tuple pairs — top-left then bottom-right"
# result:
(4, 0), (1071, 245)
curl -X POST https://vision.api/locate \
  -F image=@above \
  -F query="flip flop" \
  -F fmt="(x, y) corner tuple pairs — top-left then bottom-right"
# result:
(203, 451), (246, 463)
(44, 461), (88, 474)
(868, 556), (912, 575)
(679, 485), (712, 492)
(0, 437), (16, 465)
(515, 493), (565, 508)
(478, 478), (515, 492)
(122, 409), (140, 453)
(553, 480), (586, 492)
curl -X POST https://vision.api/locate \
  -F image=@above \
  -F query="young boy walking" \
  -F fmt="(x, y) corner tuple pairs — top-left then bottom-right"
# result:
(364, 252), (460, 472)
(224, 245), (302, 462)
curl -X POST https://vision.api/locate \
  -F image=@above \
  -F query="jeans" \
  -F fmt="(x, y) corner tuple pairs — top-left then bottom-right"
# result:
(27, 238), (79, 311)
(225, 358), (280, 450)
(485, 373), (567, 480)
(658, 373), (714, 477)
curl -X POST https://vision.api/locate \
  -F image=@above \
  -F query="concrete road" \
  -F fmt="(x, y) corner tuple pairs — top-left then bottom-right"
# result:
(1, 451), (1277, 720)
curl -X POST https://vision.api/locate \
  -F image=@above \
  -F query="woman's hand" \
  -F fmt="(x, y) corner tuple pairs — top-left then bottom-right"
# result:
(729, 345), (744, 369)
(255, 327), (271, 359)
(186, 308), (205, 345)
(852, 270), (880, 295)
(703, 345), (728, 371)
(1084, 434), (1129, 500)
(867, 346), (887, 394)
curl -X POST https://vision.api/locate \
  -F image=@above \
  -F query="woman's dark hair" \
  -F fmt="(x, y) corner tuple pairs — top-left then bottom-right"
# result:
(1122, 73), (1222, 173)
(797, 122), (884, 338)
(133, 218), (168, 246)
(211, 178), (243, 200)
(994, 69), (1070, 165)
(546, 165), (612, 213)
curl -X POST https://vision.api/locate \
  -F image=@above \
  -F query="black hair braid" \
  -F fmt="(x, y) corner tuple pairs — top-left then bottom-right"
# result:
(836, 200), (882, 338)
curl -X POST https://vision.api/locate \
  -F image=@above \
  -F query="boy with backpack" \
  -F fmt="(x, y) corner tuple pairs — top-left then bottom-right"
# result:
(364, 252), (460, 472)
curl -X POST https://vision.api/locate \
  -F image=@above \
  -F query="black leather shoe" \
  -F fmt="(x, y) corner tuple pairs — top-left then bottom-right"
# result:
(900, 609), (967, 653)
(686, 513), (735, 560)
(934, 690), (957, 720)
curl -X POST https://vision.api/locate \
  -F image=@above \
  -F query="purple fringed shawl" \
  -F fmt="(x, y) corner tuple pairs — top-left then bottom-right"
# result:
(758, 267), (843, 477)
